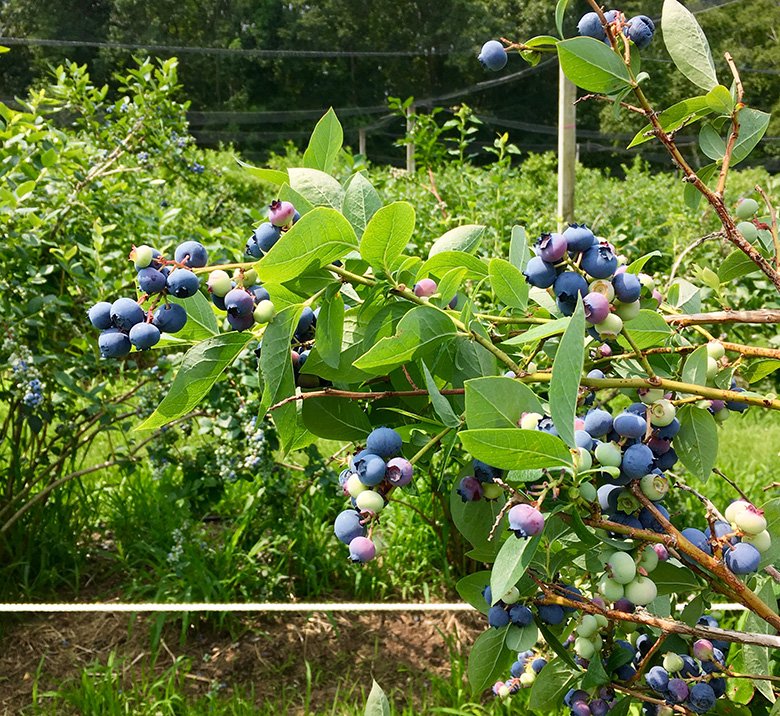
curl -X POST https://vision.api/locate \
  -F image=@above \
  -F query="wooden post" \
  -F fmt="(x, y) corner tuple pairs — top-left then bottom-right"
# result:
(358, 128), (366, 157)
(557, 67), (577, 231)
(406, 104), (416, 173)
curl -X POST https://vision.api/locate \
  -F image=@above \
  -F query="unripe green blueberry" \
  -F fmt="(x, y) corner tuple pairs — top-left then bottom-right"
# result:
(575, 636), (596, 660)
(594, 613), (609, 629)
(607, 551), (637, 585)
(253, 299), (276, 324)
(483, 483), (504, 500)
(622, 620), (638, 633)
(575, 447), (593, 472)
(578, 482), (597, 502)
(742, 529), (771, 553)
(595, 441), (622, 468)
(638, 388), (664, 405)
(502, 586), (520, 603)
(725, 499), (750, 524)
(639, 273), (655, 293)
(649, 399), (676, 427)
(589, 278), (615, 301)
(735, 506), (767, 535)
(577, 614), (599, 637)
(590, 634), (603, 652)
(638, 544), (659, 573)
(707, 341), (725, 361)
(521, 412), (542, 430)
(243, 268), (260, 285)
(598, 575), (624, 601)
(663, 652), (685, 673)
(624, 575), (657, 606)
(617, 491), (641, 514)
(594, 312), (623, 340)
(640, 473), (669, 501)
(613, 300), (641, 322)
(714, 408), (730, 423)
(706, 357), (719, 381)
(356, 489), (385, 513)
(736, 198), (759, 219)
(520, 672), (536, 687)
(526, 361), (538, 373)
(132, 244), (154, 269)
(208, 269), (233, 297)
(497, 683), (510, 698)
(347, 473), (368, 497)
(737, 221), (758, 241)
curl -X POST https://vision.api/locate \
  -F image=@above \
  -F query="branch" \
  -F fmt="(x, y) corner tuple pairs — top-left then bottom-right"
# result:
(715, 53), (744, 198)
(755, 185), (780, 272)
(574, 92), (646, 115)
(665, 309), (780, 326)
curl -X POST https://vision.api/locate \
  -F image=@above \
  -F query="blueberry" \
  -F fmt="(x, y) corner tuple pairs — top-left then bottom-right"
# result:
(386, 457), (413, 486)
(687, 682), (716, 714)
(535, 232), (568, 262)
(334, 509), (367, 544)
(245, 237), (263, 259)
(269, 200), (296, 227)
(645, 665), (669, 692)
(655, 447), (678, 471)
(366, 427), (403, 458)
(666, 677), (690, 703)
(174, 240), (208, 268)
(612, 272), (641, 303)
(590, 699), (609, 716)
(508, 504), (545, 538)
(211, 293), (227, 311)
(704, 520), (734, 543)
(621, 443), (655, 479)
(253, 222), (282, 254)
(509, 604), (533, 627)
(348, 536), (376, 563)
(226, 312), (255, 331)
(473, 459), (503, 484)
(681, 527), (712, 559)
(522, 256), (557, 288)
(613, 411), (647, 438)
(583, 291), (611, 324)
(571, 701), (591, 716)
(537, 603), (565, 625)
(654, 418), (680, 440)
(577, 11), (607, 40)
(110, 297), (145, 330)
(584, 408), (613, 437)
(224, 288), (255, 317)
(581, 243), (618, 279)
(247, 285), (270, 304)
(614, 663), (636, 681)
(531, 657), (546, 673)
(724, 541), (761, 574)
(575, 430), (593, 450)
(477, 40), (507, 71)
(128, 322), (160, 350)
(710, 677), (726, 698)
(598, 484), (621, 512)
(679, 655), (701, 678)
(488, 604), (511, 628)
(627, 15), (655, 50)
(88, 302), (113, 329)
(458, 476), (485, 502)
(166, 269), (200, 298)
(296, 306), (316, 341)
(563, 224), (597, 253)
(354, 452), (386, 486)
(553, 271), (588, 305)
(98, 328), (131, 358)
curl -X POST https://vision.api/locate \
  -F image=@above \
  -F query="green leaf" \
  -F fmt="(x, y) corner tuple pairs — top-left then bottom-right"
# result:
(364, 680), (390, 716)
(550, 298), (585, 449)
(569, 508), (601, 548)
(759, 498), (780, 569)
(651, 560), (701, 595)
(742, 359), (780, 384)
(681, 345), (709, 388)
(719, 249), (759, 282)
(675, 404), (718, 483)
(667, 278), (701, 313)
(137, 333), (252, 430)
(509, 226), (532, 273)
(302, 396), (371, 441)
(626, 251), (662, 275)
(450, 481), (506, 556)
(429, 224), (485, 257)
(259, 305), (301, 415)
(581, 654), (610, 689)
(417, 251), (488, 281)
(235, 158), (288, 185)
(460, 429), (574, 471)
(706, 85), (734, 115)
(528, 658), (575, 710)
(557, 37), (632, 94)
(303, 108), (343, 174)
(491, 535), (541, 602)
(457, 571), (492, 615)
(489, 258), (528, 311)
(156, 292), (219, 346)
(278, 183), (315, 216)
(421, 361), (460, 428)
(353, 305), (457, 373)
(255, 207), (357, 283)
(317, 290), (345, 369)
(699, 124), (726, 161)
(465, 376), (544, 429)
(506, 623), (539, 652)
(435, 267), (467, 308)
(616, 310), (671, 350)
(342, 172), (382, 239)
(359, 202), (415, 274)
(288, 167), (344, 210)
(732, 108), (771, 166)
(628, 96), (711, 148)
(555, 0), (569, 38)
(680, 594), (705, 626)
(500, 317), (570, 347)
(662, 0), (718, 91)
(684, 163), (718, 210)
(744, 576), (777, 703)
(468, 627), (514, 695)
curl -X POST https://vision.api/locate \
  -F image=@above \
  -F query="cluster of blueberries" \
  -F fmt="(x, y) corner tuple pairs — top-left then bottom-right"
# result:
(477, 9), (655, 73)
(206, 265), (276, 332)
(491, 648), (547, 697)
(484, 578), (582, 631)
(245, 200), (299, 259)
(333, 427), (415, 563)
(87, 240), (208, 357)
(524, 224), (662, 342)
(578, 10), (656, 50)
(11, 351), (45, 409)
(734, 196), (766, 243)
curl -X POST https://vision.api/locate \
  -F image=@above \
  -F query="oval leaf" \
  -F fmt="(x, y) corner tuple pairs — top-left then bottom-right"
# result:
(460, 428), (574, 471)
(557, 37), (632, 94)
(359, 202), (415, 273)
(429, 224), (485, 257)
(489, 258), (528, 311)
(662, 0), (718, 91)
(550, 298), (585, 449)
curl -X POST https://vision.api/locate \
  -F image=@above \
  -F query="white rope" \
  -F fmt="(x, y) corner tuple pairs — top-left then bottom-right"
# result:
(0, 602), (746, 613)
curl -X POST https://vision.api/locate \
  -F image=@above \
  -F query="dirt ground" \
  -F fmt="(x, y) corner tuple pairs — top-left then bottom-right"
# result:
(0, 587), (486, 714)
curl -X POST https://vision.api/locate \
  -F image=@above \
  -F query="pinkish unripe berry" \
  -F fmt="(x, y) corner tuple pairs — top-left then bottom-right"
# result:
(269, 200), (296, 227)
(414, 278), (438, 298)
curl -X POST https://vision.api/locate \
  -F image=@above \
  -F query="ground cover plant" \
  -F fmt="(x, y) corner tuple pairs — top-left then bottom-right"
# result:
(4, 0), (780, 713)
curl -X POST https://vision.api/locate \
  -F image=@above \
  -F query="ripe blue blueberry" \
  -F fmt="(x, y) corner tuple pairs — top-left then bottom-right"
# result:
(577, 12), (607, 40)
(227, 312), (255, 332)
(225, 288), (255, 316)
(252, 223), (282, 254)
(537, 603), (565, 625)
(110, 297), (145, 330)
(563, 224), (597, 253)
(554, 271), (588, 303)
(581, 243), (618, 279)
(477, 40), (507, 71)
(571, 701), (590, 716)
(531, 657), (546, 674)
(247, 285), (270, 304)
(621, 443), (655, 479)
(638, 504), (670, 533)
(366, 427), (403, 458)
(473, 459), (502, 484)
(128, 322), (160, 350)
(687, 682), (716, 714)
(666, 678), (690, 703)
(612, 272), (641, 303)
(488, 604), (511, 628)
(245, 237), (263, 259)
(88, 302), (113, 330)
(522, 256), (557, 288)
(627, 15), (655, 50)
(645, 666), (669, 692)
(509, 604), (533, 627)
(613, 411), (647, 439)
(354, 452), (386, 486)
(724, 541), (761, 574)
(584, 408), (613, 437)
(98, 328), (131, 358)
(174, 240), (208, 268)
(137, 267), (167, 294)
(681, 527), (713, 559)
(334, 509), (366, 544)
(590, 699), (609, 716)
(166, 269), (200, 298)
(296, 306), (316, 341)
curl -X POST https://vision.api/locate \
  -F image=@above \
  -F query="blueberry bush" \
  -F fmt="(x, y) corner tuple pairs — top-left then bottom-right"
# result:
(76, 1), (780, 714)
